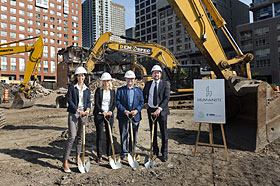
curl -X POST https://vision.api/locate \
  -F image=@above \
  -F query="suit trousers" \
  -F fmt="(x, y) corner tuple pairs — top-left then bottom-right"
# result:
(94, 114), (113, 158)
(147, 107), (168, 156)
(63, 112), (84, 161)
(118, 119), (139, 157)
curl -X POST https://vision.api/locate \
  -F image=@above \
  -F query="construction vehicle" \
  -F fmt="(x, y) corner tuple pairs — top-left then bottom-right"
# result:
(0, 36), (44, 109)
(166, 0), (280, 151)
(85, 32), (202, 106)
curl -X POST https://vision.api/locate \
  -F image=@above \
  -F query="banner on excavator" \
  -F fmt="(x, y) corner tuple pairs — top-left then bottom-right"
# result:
(194, 79), (225, 123)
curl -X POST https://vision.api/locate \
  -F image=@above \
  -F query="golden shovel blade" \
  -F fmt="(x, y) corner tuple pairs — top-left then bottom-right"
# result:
(109, 155), (122, 169)
(127, 153), (139, 168)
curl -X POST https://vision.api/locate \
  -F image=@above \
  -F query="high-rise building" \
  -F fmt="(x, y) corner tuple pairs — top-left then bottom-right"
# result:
(82, 0), (112, 47)
(111, 2), (125, 43)
(0, 0), (82, 82)
(135, 0), (249, 67)
(237, 0), (280, 84)
(126, 27), (135, 43)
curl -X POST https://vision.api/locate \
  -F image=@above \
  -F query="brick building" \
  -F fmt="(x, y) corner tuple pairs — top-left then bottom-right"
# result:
(0, 0), (82, 82)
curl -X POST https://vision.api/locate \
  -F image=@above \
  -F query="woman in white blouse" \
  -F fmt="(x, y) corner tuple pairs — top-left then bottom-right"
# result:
(93, 72), (116, 164)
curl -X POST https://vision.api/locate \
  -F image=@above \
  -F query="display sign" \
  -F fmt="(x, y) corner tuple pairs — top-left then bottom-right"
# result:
(194, 79), (225, 123)
(118, 44), (153, 56)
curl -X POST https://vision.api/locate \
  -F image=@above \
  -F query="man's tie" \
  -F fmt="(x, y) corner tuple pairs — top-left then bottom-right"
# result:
(153, 82), (158, 106)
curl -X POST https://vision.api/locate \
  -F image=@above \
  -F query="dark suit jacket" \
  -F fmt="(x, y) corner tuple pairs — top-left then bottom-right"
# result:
(143, 80), (170, 116)
(116, 85), (144, 122)
(67, 84), (91, 114)
(93, 88), (116, 116)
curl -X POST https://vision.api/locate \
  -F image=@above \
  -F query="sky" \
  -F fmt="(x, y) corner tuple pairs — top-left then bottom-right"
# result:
(113, 0), (253, 29)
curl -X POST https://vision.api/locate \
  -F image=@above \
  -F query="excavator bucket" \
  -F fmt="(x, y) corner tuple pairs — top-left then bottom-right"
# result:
(10, 93), (34, 109)
(216, 77), (280, 152)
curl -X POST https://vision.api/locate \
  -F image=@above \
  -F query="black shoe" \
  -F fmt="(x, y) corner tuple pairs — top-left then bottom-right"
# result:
(162, 155), (168, 162)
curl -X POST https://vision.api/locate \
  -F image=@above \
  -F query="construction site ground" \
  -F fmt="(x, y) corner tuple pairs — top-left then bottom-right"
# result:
(0, 91), (280, 186)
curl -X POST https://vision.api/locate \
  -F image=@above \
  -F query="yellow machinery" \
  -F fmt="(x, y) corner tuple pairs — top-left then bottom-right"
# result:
(167, 0), (280, 151)
(85, 32), (201, 103)
(0, 36), (44, 109)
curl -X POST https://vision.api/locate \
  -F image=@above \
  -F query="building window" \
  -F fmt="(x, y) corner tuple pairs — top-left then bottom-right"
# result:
(36, 29), (41, 34)
(255, 37), (269, 46)
(19, 10), (25, 15)
(50, 32), (55, 36)
(10, 8), (16, 14)
(256, 59), (270, 68)
(1, 14), (7, 20)
(51, 46), (55, 58)
(36, 21), (41, 27)
(43, 60), (48, 73)
(19, 34), (25, 39)
(1, 56), (7, 71)
(10, 0), (16, 6)
(254, 27), (269, 36)
(27, 12), (33, 17)
(19, 18), (25, 23)
(57, 19), (62, 24)
(27, 4), (33, 9)
(10, 24), (16, 30)
(19, 2), (25, 8)
(277, 24), (280, 30)
(10, 57), (16, 71)
(27, 20), (33, 25)
(43, 30), (48, 35)
(255, 48), (270, 57)
(10, 32), (16, 38)
(19, 26), (25, 32)
(43, 46), (48, 57)
(1, 22), (7, 29)
(50, 17), (55, 22)
(35, 13), (41, 19)
(1, 5), (7, 11)
(27, 27), (33, 33)
(51, 61), (55, 73)
(38, 62), (41, 72)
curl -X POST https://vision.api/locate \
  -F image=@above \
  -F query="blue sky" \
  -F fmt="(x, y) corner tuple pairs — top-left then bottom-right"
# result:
(113, 0), (252, 29)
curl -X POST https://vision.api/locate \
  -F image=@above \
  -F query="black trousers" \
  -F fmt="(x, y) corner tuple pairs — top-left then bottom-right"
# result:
(94, 114), (113, 158)
(147, 107), (168, 156)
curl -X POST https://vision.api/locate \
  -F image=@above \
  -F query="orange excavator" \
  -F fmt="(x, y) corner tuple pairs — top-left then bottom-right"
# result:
(167, 0), (280, 151)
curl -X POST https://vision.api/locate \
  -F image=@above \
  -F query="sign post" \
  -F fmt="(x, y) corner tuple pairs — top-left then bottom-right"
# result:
(193, 79), (228, 160)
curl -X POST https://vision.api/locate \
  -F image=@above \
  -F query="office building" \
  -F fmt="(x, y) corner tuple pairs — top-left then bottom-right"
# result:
(82, 0), (112, 47)
(135, 0), (249, 67)
(111, 2), (125, 43)
(236, 0), (280, 84)
(126, 27), (135, 43)
(0, 0), (82, 82)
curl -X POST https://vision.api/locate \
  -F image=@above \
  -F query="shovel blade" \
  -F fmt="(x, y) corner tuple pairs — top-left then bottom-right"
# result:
(78, 158), (90, 173)
(128, 153), (139, 168)
(144, 156), (156, 169)
(109, 156), (122, 169)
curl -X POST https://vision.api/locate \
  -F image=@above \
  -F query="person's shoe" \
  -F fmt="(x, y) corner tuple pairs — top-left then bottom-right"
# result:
(97, 157), (103, 164)
(63, 167), (71, 173)
(162, 155), (168, 162)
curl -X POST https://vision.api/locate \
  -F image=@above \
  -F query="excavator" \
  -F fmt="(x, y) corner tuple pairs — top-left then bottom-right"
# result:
(84, 32), (202, 107)
(166, 0), (280, 151)
(0, 36), (44, 110)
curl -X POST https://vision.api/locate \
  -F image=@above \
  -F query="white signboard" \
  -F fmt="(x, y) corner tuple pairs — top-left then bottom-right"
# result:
(194, 79), (226, 123)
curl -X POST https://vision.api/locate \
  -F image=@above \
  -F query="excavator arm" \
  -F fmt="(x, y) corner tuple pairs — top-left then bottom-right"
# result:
(167, 0), (280, 151)
(0, 36), (44, 108)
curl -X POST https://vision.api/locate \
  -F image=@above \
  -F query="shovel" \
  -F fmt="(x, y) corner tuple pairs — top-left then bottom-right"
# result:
(127, 115), (139, 168)
(104, 116), (122, 169)
(144, 115), (157, 169)
(78, 116), (90, 173)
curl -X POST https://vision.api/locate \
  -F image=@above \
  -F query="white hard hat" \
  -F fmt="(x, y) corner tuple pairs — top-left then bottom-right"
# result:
(101, 72), (112, 80)
(151, 65), (162, 72)
(124, 70), (136, 78)
(75, 66), (87, 75)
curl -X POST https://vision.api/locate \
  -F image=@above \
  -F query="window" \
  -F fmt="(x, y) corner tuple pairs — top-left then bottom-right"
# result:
(36, 21), (41, 27)
(57, 19), (62, 24)
(50, 10), (54, 15)
(19, 18), (25, 23)
(51, 46), (56, 58)
(50, 3), (55, 8)
(36, 29), (41, 34)
(57, 26), (62, 31)
(254, 27), (269, 36)
(10, 57), (16, 71)
(27, 4), (33, 9)
(19, 34), (25, 39)
(64, 41), (68, 45)
(10, 0), (16, 6)
(19, 58), (25, 72)
(51, 61), (55, 73)
(1, 14), (7, 20)
(57, 33), (62, 38)
(19, 2), (24, 8)
(50, 24), (55, 29)
(50, 17), (55, 22)
(1, 22), (7, 29)
(19, 10), (25, 15)
(35, 14), (40, 19)
(277, 24), (280, 30)
(50, 39), (55, 44)
(10, 24), (16, 30)
(43, 15), (48, 21)
(38, 62), (41, 72)
(57, 5), (62, 10)
(43, 30), (48, 35)
(1, 31), (7, 37)
(27, 27), (33, 33)
(43, 23), (48, 28)
(1, 56), (7, 71)
(10, 8), (16, 14)
(43, 60), (48, 73)
(43, 46), (48, 57)
(1, 5), (7, 11)
(57, 12), (62, 17)
(255, 48), (270, 57)
(27, 12), (33, 17)
(27, 20), (33, 25)
(19, 26), (25, 32)
(50, 32), (55, 36)
(64, 34), (68, 39)
(10, 32), (16, 38)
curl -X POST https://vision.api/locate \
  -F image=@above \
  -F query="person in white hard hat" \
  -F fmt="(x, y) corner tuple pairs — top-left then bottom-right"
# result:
(116, 70), (144, 160)
(62, 66), (91, 173)
(93, 72), (116, 164)
(143, 65), (170, 162)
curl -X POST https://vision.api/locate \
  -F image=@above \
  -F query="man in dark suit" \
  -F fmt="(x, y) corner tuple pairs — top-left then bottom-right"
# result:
(116, 70), (144, 159)
(143, 65), (170, 162)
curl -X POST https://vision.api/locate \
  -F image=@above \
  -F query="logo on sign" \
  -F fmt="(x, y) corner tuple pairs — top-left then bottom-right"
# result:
(206, 86), (212, 97)
(118, 44), (153, 56)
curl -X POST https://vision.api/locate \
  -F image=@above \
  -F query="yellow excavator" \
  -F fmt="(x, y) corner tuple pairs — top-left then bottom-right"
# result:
(0, 36), (44, 109)
(167, 0), (280, 151)
(85, 32), (202, 107)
